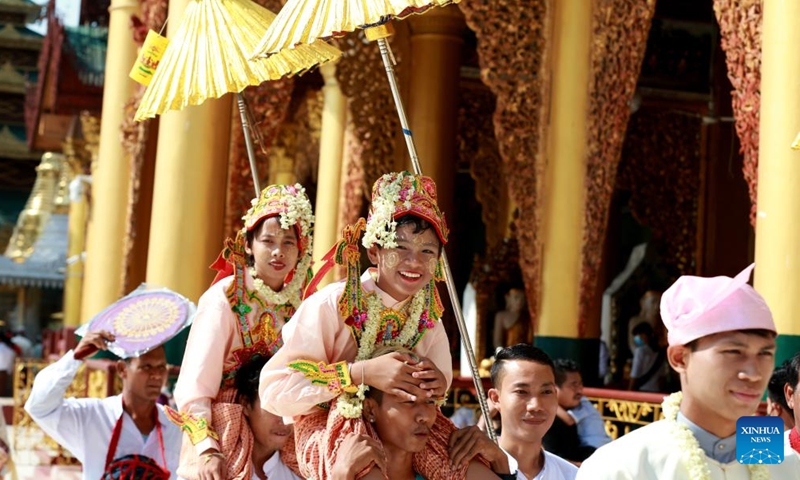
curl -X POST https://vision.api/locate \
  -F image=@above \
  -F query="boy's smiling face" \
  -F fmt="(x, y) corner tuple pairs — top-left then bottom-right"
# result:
(368, 222), (440, 301)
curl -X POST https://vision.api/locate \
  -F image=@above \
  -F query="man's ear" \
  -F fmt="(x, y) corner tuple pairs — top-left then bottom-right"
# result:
(117, 360), (128, 381)
(488, 388), (500, 412)
(366, 246), (380, 265)
(785, 383), (796, 410)
(667, 345), (689, 374)
(242, 400), (252, 418)
(363, 397), (378, 422)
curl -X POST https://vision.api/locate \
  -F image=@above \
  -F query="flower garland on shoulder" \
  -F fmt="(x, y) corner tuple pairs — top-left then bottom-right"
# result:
(662, 392), (769, 480)
(336, 289), (427, 418)
(248, 250), (312, 309)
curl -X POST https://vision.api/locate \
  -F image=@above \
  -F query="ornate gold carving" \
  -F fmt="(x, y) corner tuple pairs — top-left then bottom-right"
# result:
(459, 0), (550, 323)
(713, 0), (761, 225)
(458, 82), (507, 250)
(334, 32), (402, 227)
(590, 396), (664, 439)
(225, 78), (295, 236)
(617, 108), (702, 278)
(578, 0), (656, 335)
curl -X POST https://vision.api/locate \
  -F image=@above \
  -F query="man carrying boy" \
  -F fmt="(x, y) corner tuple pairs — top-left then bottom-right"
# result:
(577, 264), (800, 478)
(260, 172), (490, 479)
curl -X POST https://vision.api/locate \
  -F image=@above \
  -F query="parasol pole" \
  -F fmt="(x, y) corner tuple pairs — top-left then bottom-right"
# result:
(236, 93), (262, 197)
(367, 25), (496, 443)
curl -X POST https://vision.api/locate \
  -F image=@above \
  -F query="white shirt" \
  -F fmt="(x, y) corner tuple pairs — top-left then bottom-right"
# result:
(24, 350), (182, 480)
(504, 448), (578, 480)
(0, 343), (15, 372)
(577, 420), (800, 479)
(785, 429), (799, 460)
(251, 451), (301, 480)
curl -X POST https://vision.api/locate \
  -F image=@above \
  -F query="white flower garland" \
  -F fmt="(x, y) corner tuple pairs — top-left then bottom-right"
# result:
(662, 392), (769, 480)
(248, 251), (311, 309)
(336, 289), (426, 418)
(362, 173), (404, 249)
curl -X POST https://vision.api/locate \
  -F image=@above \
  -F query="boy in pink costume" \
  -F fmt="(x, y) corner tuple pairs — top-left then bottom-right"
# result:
(261, 172), (491, 479)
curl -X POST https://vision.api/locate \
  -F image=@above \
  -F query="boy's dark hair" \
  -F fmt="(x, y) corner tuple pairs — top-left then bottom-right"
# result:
(632, 322), (654, 337)
(553, 359), (581, 387)
(234, 355), (269, 406)
(787, 352), (800, 391)
(685, 328), (776, 352)
(767, 361), (793, 412)
(491, 343), (555, 388)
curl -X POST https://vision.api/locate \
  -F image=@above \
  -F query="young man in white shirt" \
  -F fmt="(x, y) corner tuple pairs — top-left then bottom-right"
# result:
(578, 264), (800, 479)
(25, 330), (182, 479)
(450, 344), (577, 480)
(234, 357), (301, 480)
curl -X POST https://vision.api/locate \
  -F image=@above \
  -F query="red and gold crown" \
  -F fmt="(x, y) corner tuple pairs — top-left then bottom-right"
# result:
(243, 183), (314, 252)
(362, 172), (448, 249)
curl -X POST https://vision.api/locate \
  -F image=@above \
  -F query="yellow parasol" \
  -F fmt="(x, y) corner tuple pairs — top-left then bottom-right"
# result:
(135, 0), (341, 195)
(251, 0), (457, 58)
(250, 0), (498, 441)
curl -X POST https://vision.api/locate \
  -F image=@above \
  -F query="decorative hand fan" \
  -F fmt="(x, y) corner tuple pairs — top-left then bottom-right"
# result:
(75, 285), (196, 360)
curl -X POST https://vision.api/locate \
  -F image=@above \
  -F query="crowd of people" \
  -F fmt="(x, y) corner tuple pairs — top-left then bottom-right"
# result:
(20, 173), (800, 479)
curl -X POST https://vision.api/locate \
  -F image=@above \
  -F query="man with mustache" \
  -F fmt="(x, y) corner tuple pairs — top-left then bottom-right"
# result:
(25, 330), (182, 479)
(578, 264), (800, 479)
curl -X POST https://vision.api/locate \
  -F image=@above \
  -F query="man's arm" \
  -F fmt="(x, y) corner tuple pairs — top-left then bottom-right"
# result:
(24, 331), (114, 461)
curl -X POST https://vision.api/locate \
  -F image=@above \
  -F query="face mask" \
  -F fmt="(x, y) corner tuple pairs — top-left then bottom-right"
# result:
(633, 335), (644, 347)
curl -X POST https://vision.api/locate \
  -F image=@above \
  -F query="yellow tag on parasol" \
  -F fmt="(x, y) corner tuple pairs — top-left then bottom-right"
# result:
(129, 30), (169, 86)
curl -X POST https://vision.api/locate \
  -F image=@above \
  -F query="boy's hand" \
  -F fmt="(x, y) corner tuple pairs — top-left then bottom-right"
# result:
(359, 352), (426, 402)
(412, 357), (447, 398)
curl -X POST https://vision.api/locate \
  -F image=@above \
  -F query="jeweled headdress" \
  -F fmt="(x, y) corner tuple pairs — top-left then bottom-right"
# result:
(243, 183), (314, 253)
(362, 172), (448, 249)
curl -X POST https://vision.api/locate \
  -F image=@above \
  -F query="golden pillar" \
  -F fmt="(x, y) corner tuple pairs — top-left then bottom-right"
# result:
(754, 0), (800, 363)
(407, 6), (465, 220)
(80, 0), (140, 321)
(145, 0), (232, 303)
(537, 0), (591, 340)
(313, 62), (346, 286)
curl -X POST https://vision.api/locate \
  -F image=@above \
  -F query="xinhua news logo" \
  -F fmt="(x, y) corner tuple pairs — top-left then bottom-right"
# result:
(737, 416), (784, 464)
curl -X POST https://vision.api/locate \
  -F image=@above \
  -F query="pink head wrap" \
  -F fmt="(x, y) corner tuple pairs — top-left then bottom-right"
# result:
(660, 264), (776, 346)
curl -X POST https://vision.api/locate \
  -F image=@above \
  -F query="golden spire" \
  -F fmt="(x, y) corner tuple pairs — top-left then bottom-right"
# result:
(4, 153), (64, 262)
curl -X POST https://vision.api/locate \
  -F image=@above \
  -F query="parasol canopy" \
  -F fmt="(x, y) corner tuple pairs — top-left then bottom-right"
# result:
(75, 284), (196, 359)
(135, 0), (341, 121)
(251, 0), (458, 58)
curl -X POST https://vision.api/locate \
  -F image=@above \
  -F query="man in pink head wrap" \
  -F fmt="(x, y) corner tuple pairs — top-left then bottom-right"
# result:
(577, 264), (800, 479)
